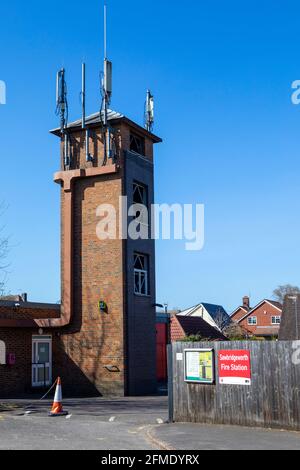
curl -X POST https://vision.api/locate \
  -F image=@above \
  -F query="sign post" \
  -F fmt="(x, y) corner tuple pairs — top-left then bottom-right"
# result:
(218, 350), (251, 385)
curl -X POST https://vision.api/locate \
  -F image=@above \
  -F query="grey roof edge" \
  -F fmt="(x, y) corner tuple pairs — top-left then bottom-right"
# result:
(0, 301), (61, 310)
(51, 110), (124, 130)
(50, 110), (162, 143)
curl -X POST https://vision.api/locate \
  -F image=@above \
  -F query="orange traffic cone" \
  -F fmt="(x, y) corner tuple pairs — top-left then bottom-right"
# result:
(49, 377), (68, 417)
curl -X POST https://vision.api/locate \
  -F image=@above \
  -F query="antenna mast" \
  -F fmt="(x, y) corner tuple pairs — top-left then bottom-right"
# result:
(56, 68), (70, 169)
(104, 2), (107, 60)
(82, 63), (93, 162)
(101, 1), (113, 164)
(82, 63), (86, 131)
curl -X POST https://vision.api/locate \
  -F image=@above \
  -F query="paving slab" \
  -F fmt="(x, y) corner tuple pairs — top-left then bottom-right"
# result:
(150, 422), (300, 451)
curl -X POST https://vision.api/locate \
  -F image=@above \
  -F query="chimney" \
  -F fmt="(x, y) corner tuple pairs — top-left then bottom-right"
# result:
(243, 296), (250, 310)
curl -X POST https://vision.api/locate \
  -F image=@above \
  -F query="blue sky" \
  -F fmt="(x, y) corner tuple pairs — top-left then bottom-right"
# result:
(1, 0), (300, 312)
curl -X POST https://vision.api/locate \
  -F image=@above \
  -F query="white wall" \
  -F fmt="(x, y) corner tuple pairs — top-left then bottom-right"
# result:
(188, 306), (220, 330)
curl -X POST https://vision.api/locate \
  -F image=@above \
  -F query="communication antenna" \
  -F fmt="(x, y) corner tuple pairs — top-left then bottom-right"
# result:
(81, 63), (93, 162)
(82, 63), (86, 131)
(56, 68), (70, 169)
(104, 1), (107, 60)
(145, 90), (154, 133)
(100, 1), (113, 163)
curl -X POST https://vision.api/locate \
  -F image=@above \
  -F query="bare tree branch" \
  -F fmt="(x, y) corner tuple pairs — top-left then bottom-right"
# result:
(214, 307), (231, 332)
(223, 322), (249, 340)
(273, 285), (300, 304)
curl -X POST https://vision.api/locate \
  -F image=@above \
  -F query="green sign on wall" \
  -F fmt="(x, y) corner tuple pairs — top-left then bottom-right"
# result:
(184, 349), (215, 384)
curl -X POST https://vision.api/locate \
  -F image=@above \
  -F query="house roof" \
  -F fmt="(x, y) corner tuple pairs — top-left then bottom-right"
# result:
(178, 304), (201, 316)
(201, 303), (229, 321)
(179, 303), (229, 318)
(50, 109), (162, 143)
(0, 295), (25, 302)
(175, 315), (227, 341)
(237, 299), (283, 323)
(253, 327), (280, 337)
(0, 300), (61, 326)
(231, 306), (248, 318)
(178, 303), (231, 329)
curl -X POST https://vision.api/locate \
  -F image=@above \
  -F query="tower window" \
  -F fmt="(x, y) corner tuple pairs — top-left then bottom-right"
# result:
(134, 253), (149, 296)
(132, 182), (149, 232)
(130, 133), (145, 156)
(133, 182), (148, 206)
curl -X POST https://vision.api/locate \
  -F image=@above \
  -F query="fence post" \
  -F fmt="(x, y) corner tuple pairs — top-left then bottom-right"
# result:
(167, 344), (174, 423)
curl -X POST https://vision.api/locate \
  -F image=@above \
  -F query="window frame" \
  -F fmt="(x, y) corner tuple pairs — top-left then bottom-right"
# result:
(271, 316), (281, 325)
(134, 253), (149, 297)
(247, 316), (257, 326)
(132, 181), (149, 234)
(133, 181), (148, 207)
(130, 132), (145, 156)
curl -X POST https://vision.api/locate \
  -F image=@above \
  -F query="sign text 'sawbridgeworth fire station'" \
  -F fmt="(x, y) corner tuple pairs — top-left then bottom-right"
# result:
(218, 350), (251, 386)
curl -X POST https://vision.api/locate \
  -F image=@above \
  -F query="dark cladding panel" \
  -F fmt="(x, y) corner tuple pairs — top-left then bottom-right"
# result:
(124, 150), (157, 396)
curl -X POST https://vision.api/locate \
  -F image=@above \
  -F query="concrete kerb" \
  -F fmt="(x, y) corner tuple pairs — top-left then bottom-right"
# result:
(145, 425), (176, 451)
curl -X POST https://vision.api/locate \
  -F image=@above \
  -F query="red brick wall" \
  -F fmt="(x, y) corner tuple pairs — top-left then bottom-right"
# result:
(0, 329), (36, 396)
(59, 174), (125, 396)
(65, 128), (122, 169)
(0, 329), (61, 397)
(231, 307), (248, 322)
(0, 328), (102, 398)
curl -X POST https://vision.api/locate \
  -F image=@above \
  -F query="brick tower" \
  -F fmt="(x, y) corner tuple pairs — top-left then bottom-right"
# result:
(50, 110), (162, 396)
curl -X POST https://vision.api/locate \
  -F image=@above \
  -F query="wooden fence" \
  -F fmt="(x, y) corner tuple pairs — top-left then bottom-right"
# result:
(168, 341), (300, 431)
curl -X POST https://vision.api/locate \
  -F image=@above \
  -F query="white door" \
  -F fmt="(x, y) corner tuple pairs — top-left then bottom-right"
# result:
(32, 336), (52, 387)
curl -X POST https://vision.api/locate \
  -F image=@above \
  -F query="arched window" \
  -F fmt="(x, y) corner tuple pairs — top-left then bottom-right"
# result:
(0, 340), (6, 365)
